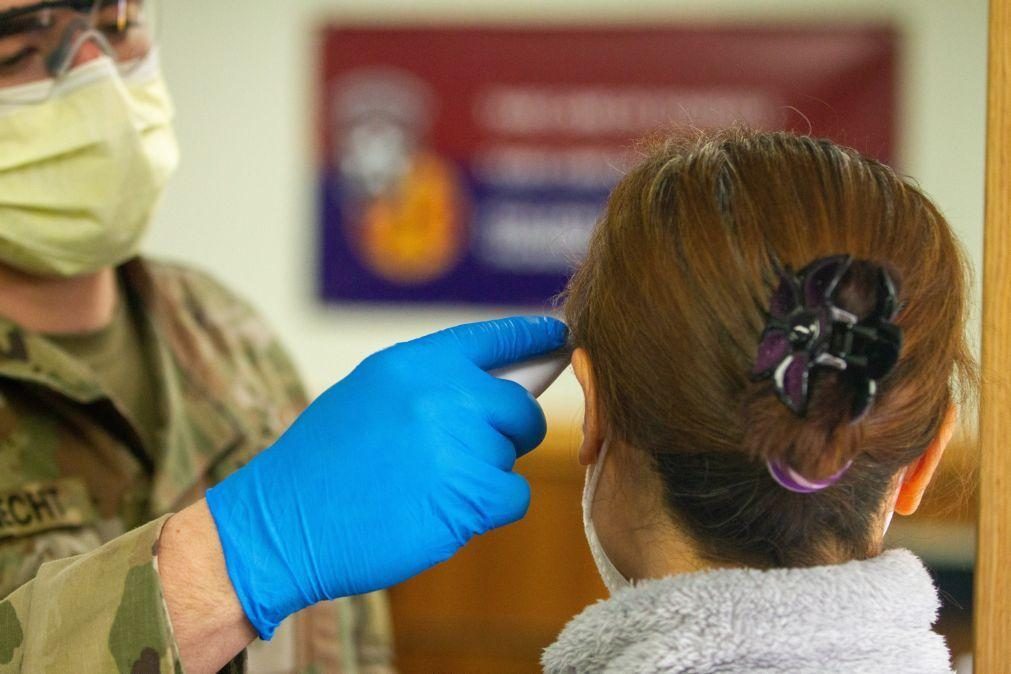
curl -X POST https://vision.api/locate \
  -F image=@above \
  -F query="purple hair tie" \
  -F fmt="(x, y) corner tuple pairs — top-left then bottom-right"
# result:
(766, 459), (852, 493)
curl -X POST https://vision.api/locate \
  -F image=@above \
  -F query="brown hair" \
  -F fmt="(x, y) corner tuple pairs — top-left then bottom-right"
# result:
(563, 129), (976, 567)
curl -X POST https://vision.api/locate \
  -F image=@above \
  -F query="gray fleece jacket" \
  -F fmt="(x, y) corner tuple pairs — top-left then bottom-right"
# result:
(542, 549), (952, 673)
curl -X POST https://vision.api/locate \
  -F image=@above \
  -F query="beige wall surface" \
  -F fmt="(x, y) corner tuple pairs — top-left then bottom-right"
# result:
(145, 0), (987, 422)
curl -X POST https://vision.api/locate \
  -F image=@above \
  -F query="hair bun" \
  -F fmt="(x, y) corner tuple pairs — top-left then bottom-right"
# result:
(746, 255), (904, 488)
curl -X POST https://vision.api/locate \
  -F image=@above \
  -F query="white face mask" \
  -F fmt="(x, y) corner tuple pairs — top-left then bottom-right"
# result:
(0, 51), (179, 277)
(582, 439), (632, 594)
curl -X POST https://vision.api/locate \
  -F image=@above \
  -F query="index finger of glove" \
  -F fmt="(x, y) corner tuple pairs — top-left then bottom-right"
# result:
(417, 316), (568, 371)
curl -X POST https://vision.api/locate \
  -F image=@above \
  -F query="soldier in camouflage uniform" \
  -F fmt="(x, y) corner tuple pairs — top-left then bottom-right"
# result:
(0, 3), (565, 671)
(0, 259), (394, 673)
(0, 1), (393, 670)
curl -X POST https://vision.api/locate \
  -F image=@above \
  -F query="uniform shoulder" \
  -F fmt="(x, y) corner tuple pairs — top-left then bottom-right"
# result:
(138, 257), (308, 408)
(140, 257), (284, 364)
(141, 257), (260, 320)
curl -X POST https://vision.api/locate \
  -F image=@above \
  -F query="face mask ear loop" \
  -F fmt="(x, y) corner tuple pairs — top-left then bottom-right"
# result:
(46, 19), (115, 79)
(582, 439), (633, 593)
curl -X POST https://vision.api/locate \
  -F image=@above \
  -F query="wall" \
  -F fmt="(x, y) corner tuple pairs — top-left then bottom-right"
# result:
(147, 0), (987, 418)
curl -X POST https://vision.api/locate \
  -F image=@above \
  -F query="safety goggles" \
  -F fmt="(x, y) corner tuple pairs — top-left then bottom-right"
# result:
(0, 0), (156, 101)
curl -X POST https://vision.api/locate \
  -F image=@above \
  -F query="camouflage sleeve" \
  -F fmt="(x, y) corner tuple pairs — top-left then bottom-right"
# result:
(0, 515), (244, 674)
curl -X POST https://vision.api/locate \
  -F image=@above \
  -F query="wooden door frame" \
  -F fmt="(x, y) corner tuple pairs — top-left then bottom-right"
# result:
(975, 0), (1011, 669)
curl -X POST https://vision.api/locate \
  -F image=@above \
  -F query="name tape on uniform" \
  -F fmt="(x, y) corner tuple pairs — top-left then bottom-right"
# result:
(0, 478), (96, 539)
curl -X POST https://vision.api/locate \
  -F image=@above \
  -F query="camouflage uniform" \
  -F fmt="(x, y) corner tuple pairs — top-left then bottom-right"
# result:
(0, 259), (393, 673)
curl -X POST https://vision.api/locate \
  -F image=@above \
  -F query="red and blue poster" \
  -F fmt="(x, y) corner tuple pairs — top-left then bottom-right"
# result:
(317, 26), (895, 305)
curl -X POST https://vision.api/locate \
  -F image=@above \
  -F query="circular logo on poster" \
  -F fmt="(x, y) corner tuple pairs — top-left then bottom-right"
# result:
(332, 68), (466, 285)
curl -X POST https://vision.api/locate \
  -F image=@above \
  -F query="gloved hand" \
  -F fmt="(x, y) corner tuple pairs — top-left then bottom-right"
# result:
(205, 316), (567, 640)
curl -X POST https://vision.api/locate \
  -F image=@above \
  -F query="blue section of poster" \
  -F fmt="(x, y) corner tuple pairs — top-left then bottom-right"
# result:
(319, 167), (607, 305)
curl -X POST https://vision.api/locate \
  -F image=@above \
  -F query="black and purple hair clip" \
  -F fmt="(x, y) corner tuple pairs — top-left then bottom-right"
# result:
(751, 255), (903, 493)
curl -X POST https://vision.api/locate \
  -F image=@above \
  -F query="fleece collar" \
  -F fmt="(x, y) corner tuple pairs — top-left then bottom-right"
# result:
(542, 549), (952, 674)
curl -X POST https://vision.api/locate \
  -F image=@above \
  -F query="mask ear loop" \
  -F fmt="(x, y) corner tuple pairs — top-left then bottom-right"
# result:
(582, 439), (633, 593)
(45, 17), (115, 79)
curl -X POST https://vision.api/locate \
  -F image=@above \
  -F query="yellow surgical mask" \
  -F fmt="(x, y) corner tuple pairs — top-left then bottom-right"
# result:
(0, 52), (179, 277)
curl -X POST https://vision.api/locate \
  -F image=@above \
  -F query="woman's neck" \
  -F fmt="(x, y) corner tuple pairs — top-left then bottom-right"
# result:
(0, 263), (118, 334)
(595, 450), (722, 582)
(632, 523), (717, 579)
(609, 505), (720, 581)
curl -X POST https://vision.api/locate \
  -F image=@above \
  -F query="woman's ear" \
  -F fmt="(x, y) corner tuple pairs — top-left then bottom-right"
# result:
(895, 405), (959, 516)
(572, 348), (605, 466)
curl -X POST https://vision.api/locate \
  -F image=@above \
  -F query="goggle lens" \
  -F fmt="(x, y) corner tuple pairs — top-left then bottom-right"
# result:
(0, 0), (156, 95)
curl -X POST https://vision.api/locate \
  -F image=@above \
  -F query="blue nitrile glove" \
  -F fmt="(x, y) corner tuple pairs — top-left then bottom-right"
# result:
(205, 316), (567, 640)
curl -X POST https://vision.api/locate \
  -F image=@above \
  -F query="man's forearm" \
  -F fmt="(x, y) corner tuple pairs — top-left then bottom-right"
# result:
(158, 499), (257, 673)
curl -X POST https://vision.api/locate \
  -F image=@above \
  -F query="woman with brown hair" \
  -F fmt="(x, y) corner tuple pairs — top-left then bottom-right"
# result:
(543, 129), (974, 673)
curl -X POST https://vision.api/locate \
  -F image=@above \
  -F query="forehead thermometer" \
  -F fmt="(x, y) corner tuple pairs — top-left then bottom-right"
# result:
(490, 347), (571, 398)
